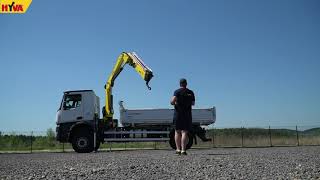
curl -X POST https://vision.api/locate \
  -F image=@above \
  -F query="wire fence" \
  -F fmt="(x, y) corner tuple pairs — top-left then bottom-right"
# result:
(0, 125), (319, 153)
(201, 125), (320, 148)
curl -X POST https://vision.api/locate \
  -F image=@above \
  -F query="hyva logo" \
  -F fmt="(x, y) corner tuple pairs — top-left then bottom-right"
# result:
(0, 0), (32, 14)
(2, 2), (24, 12)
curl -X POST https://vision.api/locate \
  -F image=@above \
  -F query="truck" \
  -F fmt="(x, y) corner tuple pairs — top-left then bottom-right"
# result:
(56, 52), (216, 153)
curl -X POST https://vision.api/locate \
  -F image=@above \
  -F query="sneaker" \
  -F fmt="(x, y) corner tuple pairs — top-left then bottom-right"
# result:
(176, 150), (181, 155)
(181, 151), (187, 155)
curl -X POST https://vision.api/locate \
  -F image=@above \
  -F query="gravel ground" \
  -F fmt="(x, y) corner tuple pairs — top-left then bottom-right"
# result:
(0, 146), (320, 179)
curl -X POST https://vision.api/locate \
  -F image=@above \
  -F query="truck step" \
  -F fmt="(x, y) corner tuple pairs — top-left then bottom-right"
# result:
(104, 131), (170, 135)
(104, 138), (170, 142)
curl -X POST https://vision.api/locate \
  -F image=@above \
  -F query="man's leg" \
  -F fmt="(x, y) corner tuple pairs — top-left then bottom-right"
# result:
(181, 130), (188, 152)
(175, 130), (182, 152)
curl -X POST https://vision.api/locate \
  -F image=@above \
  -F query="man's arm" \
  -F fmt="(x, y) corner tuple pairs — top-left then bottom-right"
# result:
(171, 90), (178, 105)
(171, 96), (177, 105)
(191, 91), (195, 106)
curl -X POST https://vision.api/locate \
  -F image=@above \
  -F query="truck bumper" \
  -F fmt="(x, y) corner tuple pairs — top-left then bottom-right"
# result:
(56, 124), (69, 142)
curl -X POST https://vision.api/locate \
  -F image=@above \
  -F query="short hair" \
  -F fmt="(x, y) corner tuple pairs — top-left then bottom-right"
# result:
(180, 78), (187, 86)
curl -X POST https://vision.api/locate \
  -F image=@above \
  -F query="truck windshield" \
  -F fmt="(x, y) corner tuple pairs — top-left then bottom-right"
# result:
(63, 94), (82, 110)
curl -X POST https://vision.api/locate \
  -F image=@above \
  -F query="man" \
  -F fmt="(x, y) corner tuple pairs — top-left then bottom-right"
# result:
(170, 78), (195, 155)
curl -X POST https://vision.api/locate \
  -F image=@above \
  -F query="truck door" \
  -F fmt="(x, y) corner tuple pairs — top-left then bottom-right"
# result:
(61, 93), (84, 123)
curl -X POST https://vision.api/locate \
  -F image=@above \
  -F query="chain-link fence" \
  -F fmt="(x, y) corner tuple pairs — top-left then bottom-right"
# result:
(0, 125), (319, 153)
(195, 125), (320, 148)
(0, 130), (71, 153)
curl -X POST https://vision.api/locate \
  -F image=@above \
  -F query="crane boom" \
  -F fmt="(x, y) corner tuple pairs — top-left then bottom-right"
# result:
(104, 52), (153, 122)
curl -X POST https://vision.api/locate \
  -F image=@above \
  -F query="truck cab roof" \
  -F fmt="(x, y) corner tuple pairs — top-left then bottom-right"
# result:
(64, 90), (94, 94)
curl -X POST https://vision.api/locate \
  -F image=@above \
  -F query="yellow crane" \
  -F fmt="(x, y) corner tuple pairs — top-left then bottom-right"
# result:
(103, 52), (153, 126)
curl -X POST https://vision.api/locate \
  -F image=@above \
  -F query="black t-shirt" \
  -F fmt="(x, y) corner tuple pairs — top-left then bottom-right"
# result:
(173, 88), (195, 115)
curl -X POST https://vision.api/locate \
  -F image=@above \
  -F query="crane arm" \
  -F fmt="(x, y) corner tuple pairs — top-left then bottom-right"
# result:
(104, 52), (153, 121)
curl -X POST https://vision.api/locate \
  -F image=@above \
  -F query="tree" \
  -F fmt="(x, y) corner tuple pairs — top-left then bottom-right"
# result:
(46, 128), (55, 139)
(46, 128), (56, 147)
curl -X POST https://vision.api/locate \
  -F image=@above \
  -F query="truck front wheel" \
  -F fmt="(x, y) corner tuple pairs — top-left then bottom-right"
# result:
(71, 128), (94, 153)
(169, 130), (193, 150)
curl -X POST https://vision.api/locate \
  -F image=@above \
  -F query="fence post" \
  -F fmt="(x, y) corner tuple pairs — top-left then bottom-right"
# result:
(211, 128), (215, 148)
(241, 127), (244, 147)
(296, 125), (299, 146)
(268, 126), (272, 147)
(30, 131), (33, 153)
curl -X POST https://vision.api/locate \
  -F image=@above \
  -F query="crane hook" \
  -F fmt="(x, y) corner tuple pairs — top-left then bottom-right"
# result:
(146, 81), (152, 90)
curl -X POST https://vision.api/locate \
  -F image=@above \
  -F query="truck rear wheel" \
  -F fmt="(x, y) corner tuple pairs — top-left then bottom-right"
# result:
(169, 130), (193, 150)
(71, 128), (94, 153)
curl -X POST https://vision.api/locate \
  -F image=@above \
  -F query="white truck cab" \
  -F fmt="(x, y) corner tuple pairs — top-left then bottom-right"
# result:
(56, 90), (100, 124)
(56, 90), (100, 151)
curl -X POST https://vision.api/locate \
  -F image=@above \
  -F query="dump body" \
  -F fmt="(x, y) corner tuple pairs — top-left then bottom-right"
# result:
(120, 103), (215, 127)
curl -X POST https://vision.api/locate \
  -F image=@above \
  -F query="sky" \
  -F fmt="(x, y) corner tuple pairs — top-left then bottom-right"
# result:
(0, 0), (319, 132)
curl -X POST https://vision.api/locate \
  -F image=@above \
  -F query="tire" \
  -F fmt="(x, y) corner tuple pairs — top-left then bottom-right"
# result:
(72, 128), (94, 153)
(169, 130), (193, 150)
